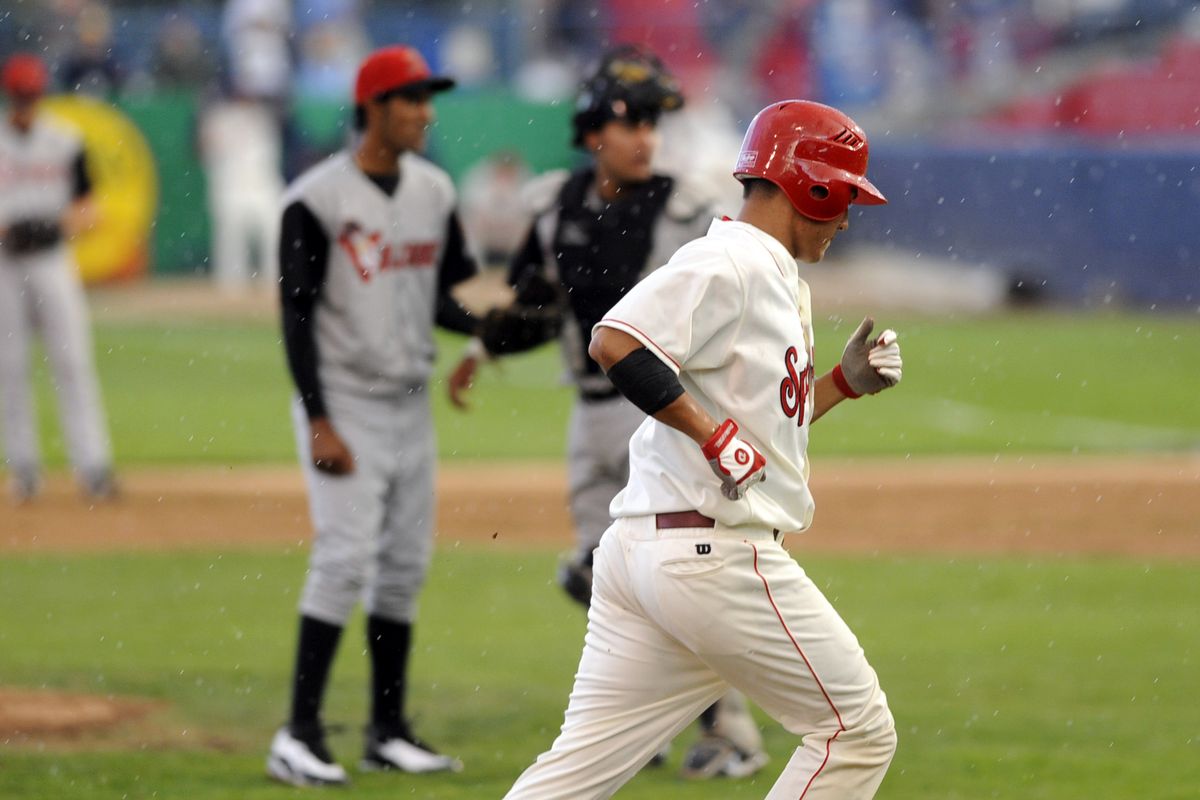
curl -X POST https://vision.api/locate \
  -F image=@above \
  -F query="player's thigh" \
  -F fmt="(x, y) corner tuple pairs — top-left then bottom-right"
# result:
(0, 263), (33, 368)
(29, 257), (93, 368)
(291, 397), (389, 567)
(707, 542), (888, 734)
(375, 393), (435, 568)
(559, 527), (728, 744)
(567, 398), (642, 484)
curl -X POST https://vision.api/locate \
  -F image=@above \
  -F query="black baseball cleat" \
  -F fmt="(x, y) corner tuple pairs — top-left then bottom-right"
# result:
(10, 468), (40, 504)
(82, 467), (119, 502)
(680, 735), (769, 780)
(267, 722), (350, 787)
(361, 722), (463, 774)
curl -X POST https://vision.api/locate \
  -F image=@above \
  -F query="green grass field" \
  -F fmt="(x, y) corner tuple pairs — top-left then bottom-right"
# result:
(23, 310), (1200, 466)
(6, 308), (1198, 798)
(2, 548), (1197, 799)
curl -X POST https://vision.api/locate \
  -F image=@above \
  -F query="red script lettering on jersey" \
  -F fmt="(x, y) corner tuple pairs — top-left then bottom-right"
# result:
(779, 345), (813, 424)
(337, 222), (438, 282)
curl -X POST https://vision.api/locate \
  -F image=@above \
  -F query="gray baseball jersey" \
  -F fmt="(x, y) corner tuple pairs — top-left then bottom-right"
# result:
(505, 168), (716, 558)
(279, 148), (476, 624)
(0, 114), (112, 488)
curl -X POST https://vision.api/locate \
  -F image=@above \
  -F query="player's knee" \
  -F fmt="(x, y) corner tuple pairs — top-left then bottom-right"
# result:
(851, 697), (897, 767)
(305, 559), (368, 612)
(367, 585), (421, 621)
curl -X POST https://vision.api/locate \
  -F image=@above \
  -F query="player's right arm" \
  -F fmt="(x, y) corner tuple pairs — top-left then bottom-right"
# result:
(588, 252), (767, 501)
(589, 326), (766, 501)
(62, 147), (98, 239)
(279, 199), (354, 474)
(588, 326), (718, 443)
(448, 223), (563, 410)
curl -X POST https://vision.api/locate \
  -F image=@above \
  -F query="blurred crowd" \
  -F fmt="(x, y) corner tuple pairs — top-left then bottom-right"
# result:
(2, 0), (1192, 113)
(1, 0), (1195, 288)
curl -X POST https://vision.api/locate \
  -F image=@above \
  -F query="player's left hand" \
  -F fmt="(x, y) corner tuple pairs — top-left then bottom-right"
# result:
(867, 328), (902, 388)
(837, 317), (902, 397)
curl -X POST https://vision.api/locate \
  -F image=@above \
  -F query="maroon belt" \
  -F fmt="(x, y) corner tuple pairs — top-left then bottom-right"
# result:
(656, 510), (781, 540)
(656, 510), (716, 529)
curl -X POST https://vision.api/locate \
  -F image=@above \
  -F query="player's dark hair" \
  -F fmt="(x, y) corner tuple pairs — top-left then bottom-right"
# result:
(353, 85), (433, 133)
(741, 178), (779, 200)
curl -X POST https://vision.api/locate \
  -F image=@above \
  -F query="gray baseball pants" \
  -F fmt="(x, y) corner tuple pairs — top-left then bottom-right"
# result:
(291, 387), (435, 625)
(0, 249), (112, 479)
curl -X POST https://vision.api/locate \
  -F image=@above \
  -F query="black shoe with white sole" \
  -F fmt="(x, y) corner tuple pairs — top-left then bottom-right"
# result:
(361, 723), (463, 774)
(267, 722), (349, 787)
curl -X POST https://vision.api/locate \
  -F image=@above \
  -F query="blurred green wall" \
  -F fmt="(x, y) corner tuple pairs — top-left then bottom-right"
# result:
(122, 90), (575, 275)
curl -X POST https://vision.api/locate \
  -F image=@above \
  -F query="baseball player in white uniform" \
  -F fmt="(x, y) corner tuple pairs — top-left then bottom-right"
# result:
(504, 100), (904, 799)
(0, 53), (116, 503)
(267, 46), (477, 787)
(455, 45), (768, 780)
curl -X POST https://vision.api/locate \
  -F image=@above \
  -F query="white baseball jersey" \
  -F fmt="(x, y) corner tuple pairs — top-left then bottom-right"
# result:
(596, 217), (817, 533)
(282, 150), (457, 399)
(510, 216), (896, 800)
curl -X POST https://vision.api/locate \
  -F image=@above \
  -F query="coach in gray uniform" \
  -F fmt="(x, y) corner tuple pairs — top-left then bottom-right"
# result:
(267, 45), (477, 787)
(453, 45), (768, 781)
(0, 53), (115, 502)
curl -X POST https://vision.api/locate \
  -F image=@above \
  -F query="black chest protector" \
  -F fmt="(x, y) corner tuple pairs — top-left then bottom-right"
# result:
(552, 169), (674, 374)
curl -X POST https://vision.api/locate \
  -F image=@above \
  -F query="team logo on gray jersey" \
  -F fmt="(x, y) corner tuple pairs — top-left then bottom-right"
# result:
(337, 221), (438, 282)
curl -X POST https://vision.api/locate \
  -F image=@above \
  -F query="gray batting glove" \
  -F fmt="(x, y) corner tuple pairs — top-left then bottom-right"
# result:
(836, 317), (902, 397)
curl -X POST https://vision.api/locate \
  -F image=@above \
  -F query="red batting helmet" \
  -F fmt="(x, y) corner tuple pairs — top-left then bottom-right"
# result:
(734, 100), (886, 222)
(354, 46), (454, 105)
(2, 53), (48, 99)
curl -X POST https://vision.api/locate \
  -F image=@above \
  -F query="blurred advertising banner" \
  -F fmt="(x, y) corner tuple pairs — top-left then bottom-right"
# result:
(43, 95), (157, 284)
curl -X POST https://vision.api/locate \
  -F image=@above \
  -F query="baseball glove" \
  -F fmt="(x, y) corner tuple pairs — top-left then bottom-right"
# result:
(479, 304), (563, 355)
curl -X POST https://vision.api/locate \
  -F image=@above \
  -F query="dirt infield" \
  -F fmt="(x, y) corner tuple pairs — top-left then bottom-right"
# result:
(4, 455), (1198, 558)
(3, 454), (1197, 741)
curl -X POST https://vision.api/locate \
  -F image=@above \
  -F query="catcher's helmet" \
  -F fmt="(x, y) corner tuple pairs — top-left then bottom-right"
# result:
(734, 100), (886, 222)
(572, 45), (684, 147)
(2, 53), (48, 99)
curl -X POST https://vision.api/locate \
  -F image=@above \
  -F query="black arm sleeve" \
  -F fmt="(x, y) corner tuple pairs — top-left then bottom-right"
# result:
(71, 149), (92, 200)
(434, 210), (479, 335)
(605, 347), (685, 416)
(507, 224), (544, 294)
(279, 200), (331, 420)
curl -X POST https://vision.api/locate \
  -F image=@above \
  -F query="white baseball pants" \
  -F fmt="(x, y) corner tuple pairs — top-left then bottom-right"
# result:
(505, 515), (896, 799)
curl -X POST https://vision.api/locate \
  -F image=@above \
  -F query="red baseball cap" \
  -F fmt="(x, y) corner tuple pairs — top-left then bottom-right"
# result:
(2, 53), (48, 99)
(354, 46), (454, 105)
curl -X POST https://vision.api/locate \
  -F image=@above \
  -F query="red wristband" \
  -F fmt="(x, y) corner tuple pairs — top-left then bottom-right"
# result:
(701, 418), (738, 459)
(831, 364), (862, 399)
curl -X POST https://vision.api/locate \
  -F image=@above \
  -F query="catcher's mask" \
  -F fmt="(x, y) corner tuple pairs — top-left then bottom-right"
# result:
(734, 100), (886, 222)
(571, 44), (684, 148)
